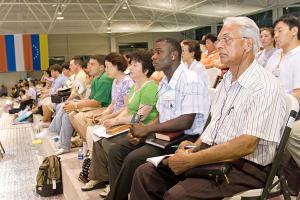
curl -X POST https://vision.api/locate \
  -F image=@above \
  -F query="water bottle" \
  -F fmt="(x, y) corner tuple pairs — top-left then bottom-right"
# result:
(78, 149), (84, 160)
(83, 142), (88, 157)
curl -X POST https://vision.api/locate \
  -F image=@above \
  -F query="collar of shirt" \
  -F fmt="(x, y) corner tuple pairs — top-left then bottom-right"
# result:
(160, 63), (185, 90)
(285, 45), (300, 57)
(223, 60), (259, 89)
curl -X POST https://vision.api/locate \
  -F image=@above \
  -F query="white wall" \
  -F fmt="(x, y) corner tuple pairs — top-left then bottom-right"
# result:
(0, 72), (27, 91)
(48, 32), (183, 59)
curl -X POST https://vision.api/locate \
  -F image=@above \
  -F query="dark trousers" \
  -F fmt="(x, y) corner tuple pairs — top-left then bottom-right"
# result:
(130, 159), (269, 200)
(106, 134), (198, 200)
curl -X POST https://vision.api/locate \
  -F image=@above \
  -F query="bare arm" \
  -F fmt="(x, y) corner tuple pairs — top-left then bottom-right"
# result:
(291, 88), (300, 103)
(76, 99), (101, 109)
(165, 134), (259, 175)
(132, 113), (196, 138)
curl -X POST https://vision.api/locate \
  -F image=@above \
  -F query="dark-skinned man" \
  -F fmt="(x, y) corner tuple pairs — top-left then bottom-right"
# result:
(104, 38), (209, 200)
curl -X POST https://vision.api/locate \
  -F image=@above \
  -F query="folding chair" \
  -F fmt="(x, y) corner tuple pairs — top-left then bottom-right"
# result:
(224, 94), (299, 200)
(206, 68), (220, 88)
(0, 140), (5, 159)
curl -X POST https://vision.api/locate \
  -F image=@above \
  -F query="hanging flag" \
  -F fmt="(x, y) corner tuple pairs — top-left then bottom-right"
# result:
(5, 35), (16, 72)
(14, 34), (25, 71)
(0, 34), (48, 72)
(39, 34), (49, 70)
(0, 35), (8, 73)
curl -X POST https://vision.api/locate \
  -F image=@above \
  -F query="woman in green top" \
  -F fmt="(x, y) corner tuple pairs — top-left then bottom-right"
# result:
(103, 50), (158, 128)
(81, 50), (158, 192)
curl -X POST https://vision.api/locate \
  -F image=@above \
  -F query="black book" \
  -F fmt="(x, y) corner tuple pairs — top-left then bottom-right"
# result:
(145, 135), (186, 149)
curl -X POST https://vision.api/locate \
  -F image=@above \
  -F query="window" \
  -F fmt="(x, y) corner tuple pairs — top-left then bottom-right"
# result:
(248, 10), (273, 27)
(195, 26), (211, 41)
(49, 56), (65, 66)
(118, 42), (148, 54)
(283, 6), (300, 16)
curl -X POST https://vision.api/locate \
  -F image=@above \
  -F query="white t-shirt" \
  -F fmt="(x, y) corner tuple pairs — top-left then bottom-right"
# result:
(265, 46), (300, 93)
(183, 60), (208, 87)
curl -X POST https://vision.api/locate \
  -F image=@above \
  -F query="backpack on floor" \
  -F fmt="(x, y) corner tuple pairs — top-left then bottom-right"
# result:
(36, 155), (63, 197)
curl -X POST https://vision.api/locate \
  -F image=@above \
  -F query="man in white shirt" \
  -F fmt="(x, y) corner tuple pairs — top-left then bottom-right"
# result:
(130, 16), (286, 200)
(265, 14), (300, 193)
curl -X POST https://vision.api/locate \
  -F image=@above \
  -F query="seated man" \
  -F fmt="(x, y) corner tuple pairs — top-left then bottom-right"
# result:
(105, 38), (209, 200)
(39, 64), (67, 125)
(130, 16), (287, 200)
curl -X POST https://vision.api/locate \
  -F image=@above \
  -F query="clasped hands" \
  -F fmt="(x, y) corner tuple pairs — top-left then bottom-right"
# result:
(63, 101), (76, 113)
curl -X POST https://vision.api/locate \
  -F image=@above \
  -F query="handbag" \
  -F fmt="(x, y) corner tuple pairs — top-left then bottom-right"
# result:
(51, 90), (71, 104)
(185, 162), (232, 184)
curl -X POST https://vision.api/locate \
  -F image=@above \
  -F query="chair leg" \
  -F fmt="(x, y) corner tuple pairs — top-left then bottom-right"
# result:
(278, 168), (291, 200)
(0, 141), (5, 159)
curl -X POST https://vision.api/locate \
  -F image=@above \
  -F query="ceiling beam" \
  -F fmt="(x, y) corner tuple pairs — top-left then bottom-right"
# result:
(47, 0), (69, 33)
(23, 0), (47, 32)
(96, 0), (108, 19)
(77, 0), (97, 32)
(37, 0), (52, 20)
(0, 2), (14, 28)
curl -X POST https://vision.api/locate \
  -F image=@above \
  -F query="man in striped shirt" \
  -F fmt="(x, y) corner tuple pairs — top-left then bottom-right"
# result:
(130, 16), (287, 200)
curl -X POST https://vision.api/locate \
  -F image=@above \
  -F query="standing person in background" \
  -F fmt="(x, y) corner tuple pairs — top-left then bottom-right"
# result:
(256, 27), (277, 67)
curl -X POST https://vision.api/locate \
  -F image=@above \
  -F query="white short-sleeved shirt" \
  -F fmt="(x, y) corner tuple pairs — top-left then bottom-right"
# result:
(183, 60), (208, 87)
(265, 46), (300, 93)
(156, 64), (209, 135)
(200, 60), (286, 166)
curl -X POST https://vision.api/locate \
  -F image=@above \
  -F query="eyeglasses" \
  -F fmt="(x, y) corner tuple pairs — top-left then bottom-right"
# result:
(216, 36), (246, 45)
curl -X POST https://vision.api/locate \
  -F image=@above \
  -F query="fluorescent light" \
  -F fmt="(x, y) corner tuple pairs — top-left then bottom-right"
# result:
(122, 4), (128, 9)
(56, 16), (64, 20)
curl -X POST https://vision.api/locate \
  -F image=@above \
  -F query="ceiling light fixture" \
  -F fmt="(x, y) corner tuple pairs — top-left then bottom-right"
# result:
(122, 0), (128, 9)
(57, 5), (63, 15)
(122, 4), (128, 9)
(56, 16), (64, 20)
(56, 4), (64, 20)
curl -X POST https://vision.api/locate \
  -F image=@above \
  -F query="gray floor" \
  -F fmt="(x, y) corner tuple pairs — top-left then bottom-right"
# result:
(0, 98), (63, 200)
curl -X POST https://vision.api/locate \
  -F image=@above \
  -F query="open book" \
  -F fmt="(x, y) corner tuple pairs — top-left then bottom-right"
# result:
(92, 124), (130, 139)
(146, 154), (174, 167)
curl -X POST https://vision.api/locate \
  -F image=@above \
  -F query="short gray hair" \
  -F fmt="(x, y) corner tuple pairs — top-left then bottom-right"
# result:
(223, 16), (260, 54)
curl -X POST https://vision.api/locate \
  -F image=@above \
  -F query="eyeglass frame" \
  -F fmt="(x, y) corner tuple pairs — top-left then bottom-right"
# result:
(215, 36), (248, 46)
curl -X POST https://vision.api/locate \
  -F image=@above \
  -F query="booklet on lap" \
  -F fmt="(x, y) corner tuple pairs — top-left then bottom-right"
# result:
(146, 154), (174, 167)
(92, 124), (130, 139)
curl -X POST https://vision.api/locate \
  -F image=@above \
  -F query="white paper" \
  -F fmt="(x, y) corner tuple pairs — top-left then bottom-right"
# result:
(87, 125), (102, 142)
(92, 125), (129, 139)
(146, 154), (174, 167)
